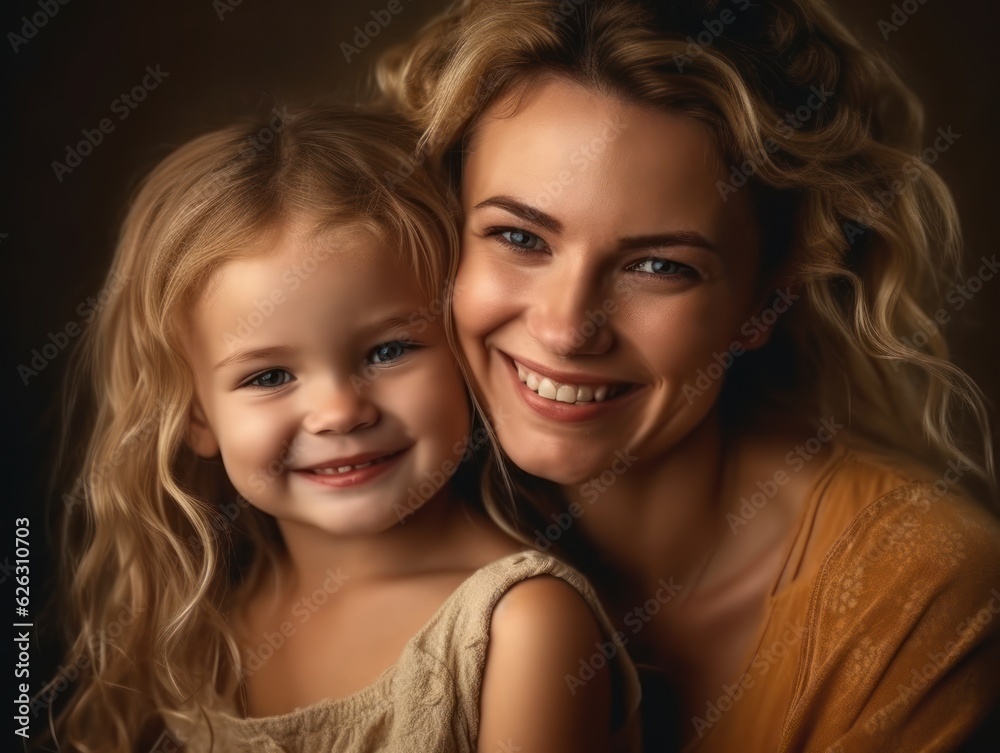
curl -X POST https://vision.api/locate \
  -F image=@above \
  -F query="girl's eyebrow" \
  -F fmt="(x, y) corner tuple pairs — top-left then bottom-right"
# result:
(214, 345), (295, 371)
(213, 316), (423, 371)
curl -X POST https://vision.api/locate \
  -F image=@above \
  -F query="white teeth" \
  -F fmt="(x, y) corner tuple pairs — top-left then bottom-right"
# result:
(537, 378), (558, 400)
(312, 457), (382, 474)
(513, 360), (624, 405)
(556, 385), (577, 403)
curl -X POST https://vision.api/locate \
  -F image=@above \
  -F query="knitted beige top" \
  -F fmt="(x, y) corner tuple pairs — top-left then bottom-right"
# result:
(172, 550), (642, 752)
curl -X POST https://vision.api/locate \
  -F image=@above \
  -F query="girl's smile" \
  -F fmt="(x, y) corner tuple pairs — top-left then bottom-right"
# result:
(294, 447), (411, 489)
(182, 221), (471, 538)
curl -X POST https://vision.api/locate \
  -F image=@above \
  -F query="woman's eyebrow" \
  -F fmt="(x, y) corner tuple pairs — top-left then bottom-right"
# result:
(618, 231), (719, 254)
(472, 195), (563, 234)
(473, 195), (718, 253)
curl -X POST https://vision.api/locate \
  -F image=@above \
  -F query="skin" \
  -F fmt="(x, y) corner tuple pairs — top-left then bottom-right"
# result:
(455, 77), (835, 735)
(181, 218), (615, 752)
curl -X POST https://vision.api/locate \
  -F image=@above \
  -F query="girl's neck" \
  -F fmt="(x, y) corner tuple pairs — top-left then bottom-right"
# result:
(275, 487), (481, 592)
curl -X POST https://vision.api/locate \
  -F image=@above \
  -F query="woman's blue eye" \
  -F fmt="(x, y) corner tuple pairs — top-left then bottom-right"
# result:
(243, 369), (293, 389)
(628, 258), (693, 277)
(369, 341), (412, 365)
(497, 229), (546, 252)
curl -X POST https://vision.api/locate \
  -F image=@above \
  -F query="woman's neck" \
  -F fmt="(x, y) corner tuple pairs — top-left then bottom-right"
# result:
(561, 414), (729, 600)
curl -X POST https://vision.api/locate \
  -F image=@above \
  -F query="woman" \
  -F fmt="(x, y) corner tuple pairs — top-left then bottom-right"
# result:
(376, 0), (1000, 750)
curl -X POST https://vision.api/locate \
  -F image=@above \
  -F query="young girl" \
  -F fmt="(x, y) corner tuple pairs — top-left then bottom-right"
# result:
(48, 105), (641, 752)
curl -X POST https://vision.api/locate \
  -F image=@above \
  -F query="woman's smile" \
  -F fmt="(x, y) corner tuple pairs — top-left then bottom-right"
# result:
(455, 77), (763, 483)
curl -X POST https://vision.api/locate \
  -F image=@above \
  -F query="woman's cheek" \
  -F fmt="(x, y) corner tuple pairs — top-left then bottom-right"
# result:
(616, 290), (727, 376)
(454, 247), (522, 339)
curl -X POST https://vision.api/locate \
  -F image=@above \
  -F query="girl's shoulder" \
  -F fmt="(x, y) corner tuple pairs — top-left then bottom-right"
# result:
(409, 550), (643, 748)
(174, 550), (642, 753)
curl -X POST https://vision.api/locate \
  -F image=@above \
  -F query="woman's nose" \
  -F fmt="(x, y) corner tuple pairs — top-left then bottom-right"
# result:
(302, 378), (379, 435)
(524, 272), (614, 358)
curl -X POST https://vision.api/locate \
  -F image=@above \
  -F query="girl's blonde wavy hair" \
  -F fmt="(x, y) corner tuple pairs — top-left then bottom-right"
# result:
(374, 0), (995, 546)
(49, 105), (459, 751)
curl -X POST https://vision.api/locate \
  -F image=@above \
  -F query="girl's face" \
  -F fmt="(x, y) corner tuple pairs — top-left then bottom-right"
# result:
(183, 223), (470, 537)
(455, 77), (767, 484)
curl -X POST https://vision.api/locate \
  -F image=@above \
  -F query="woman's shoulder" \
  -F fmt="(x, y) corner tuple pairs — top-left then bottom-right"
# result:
(793, 446), (996, 567)
(811, 450), (1000, 625)
(776, 454), (1000, 749)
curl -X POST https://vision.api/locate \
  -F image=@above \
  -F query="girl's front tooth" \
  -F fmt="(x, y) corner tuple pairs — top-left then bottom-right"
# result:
(537, 377), (558, 399)
(594, 385), (608, 402)
(577, 385), (594, 402)
(556, 385), (577, 403)
(526, 372), (540, 390)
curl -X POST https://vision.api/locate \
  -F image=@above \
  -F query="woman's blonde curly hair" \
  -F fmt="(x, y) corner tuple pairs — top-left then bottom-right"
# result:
(374, 0), (994, 547)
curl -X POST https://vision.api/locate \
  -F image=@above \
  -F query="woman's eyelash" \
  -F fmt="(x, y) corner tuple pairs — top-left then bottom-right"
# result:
(484, 226), (698, 279)
(626, 258), (699, 279)
(483, 227), (548, 254)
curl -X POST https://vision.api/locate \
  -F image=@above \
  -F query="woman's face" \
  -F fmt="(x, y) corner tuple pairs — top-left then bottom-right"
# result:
(455, 77), (769, 485)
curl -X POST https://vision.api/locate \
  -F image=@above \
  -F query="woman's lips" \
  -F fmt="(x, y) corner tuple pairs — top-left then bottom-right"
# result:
(501, 353), (643, 422)
(513, 358), (635, 404)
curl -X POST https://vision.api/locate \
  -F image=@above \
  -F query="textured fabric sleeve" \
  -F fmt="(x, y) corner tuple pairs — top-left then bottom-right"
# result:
(409, 550), (643, 748)
(778, 482), (1000, 752)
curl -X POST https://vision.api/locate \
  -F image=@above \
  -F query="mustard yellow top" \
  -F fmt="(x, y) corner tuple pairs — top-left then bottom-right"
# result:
(685, 450), (1000, 752)
(173, 550), (642, 753)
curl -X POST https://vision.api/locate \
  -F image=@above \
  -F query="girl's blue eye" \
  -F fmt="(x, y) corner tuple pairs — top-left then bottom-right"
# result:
(243, 369), (293, 390)
(627, 258), (695, 278)
(493, 228), (547, 253)
(369, 341), (414, 365)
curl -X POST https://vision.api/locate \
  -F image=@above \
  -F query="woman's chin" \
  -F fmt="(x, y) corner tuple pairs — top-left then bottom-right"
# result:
(506, 447), (611, 487)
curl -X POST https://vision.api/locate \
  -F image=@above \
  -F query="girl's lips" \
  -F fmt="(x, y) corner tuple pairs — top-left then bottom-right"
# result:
(501, 354), (644, 423)
(295, 448), (409, 489)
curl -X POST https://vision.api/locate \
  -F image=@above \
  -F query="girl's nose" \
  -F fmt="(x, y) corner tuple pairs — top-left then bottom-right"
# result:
(302, 379), (379, 435)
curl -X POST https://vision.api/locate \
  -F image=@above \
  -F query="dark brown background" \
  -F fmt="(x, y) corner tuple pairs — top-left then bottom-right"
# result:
(4, 0), (998, 736)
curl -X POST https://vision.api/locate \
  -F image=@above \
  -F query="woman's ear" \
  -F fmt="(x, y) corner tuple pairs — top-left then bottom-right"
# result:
(735, 278), (800, 353)
(187, 400), (220, 458)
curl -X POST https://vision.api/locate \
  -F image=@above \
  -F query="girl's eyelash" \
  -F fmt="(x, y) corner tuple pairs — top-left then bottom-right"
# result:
(367, 340), (423, 365)
(239, 368), (294, 391)
(234, 341), (423, 390)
